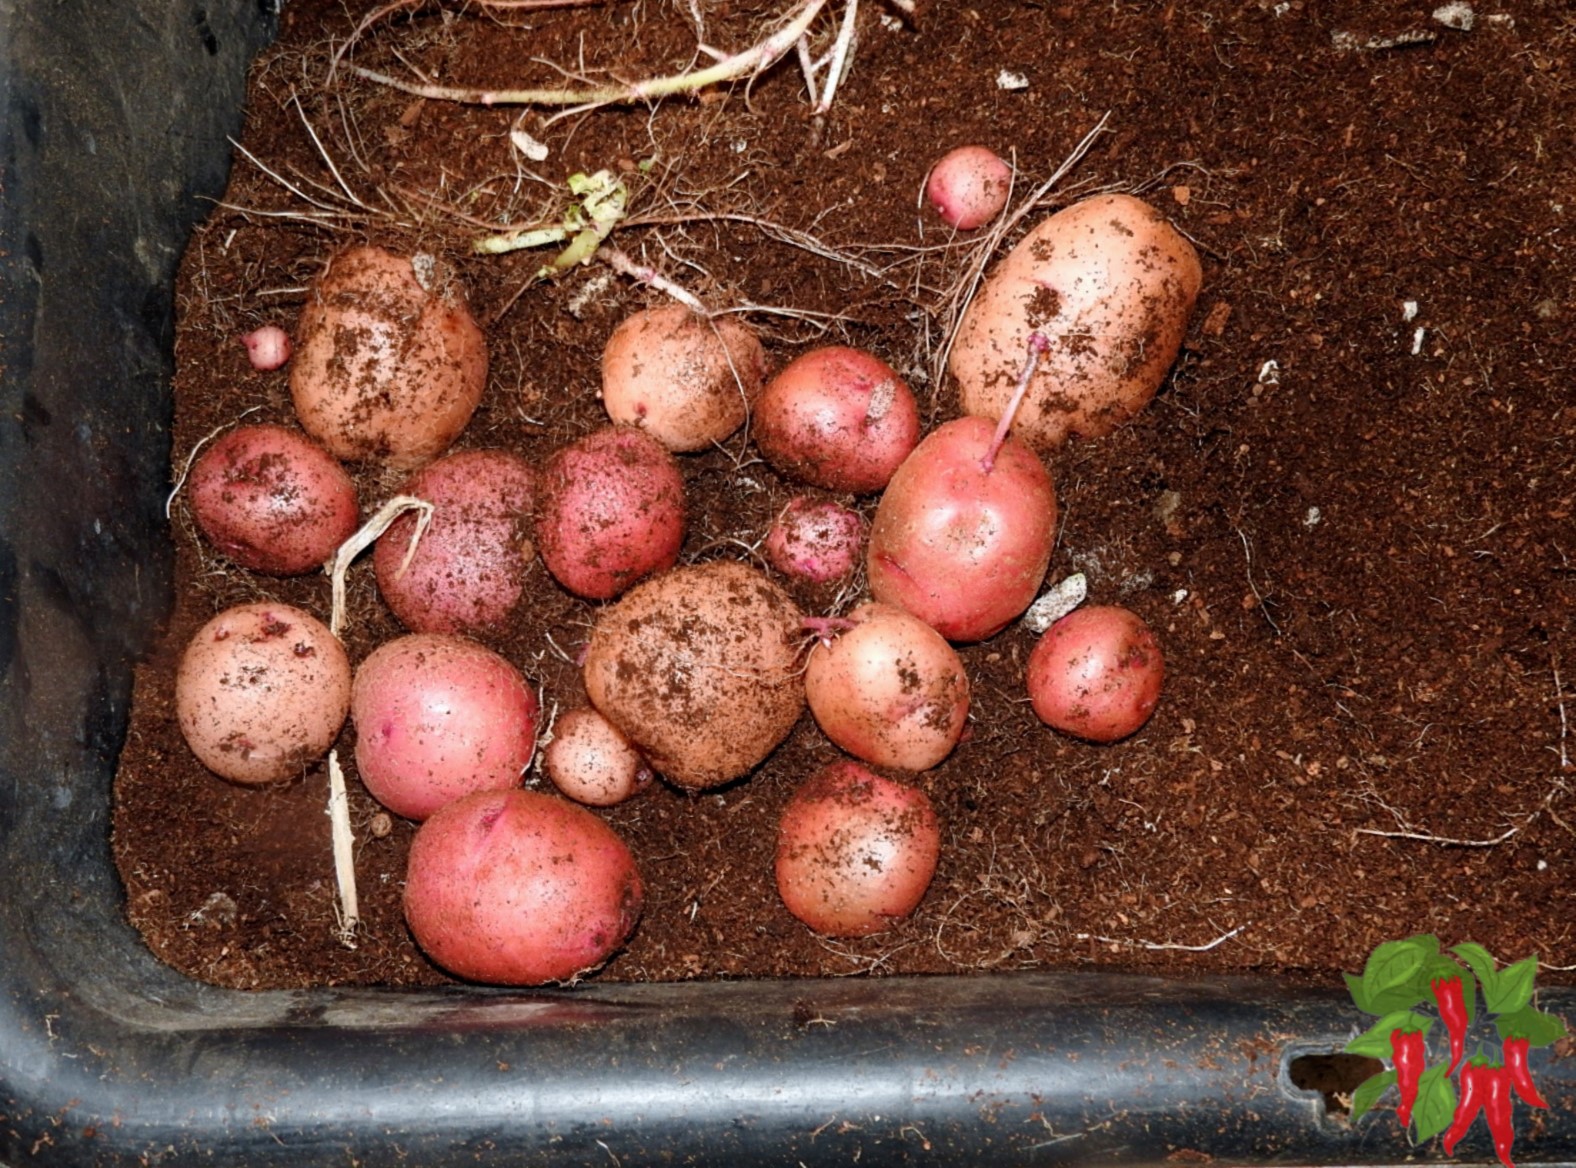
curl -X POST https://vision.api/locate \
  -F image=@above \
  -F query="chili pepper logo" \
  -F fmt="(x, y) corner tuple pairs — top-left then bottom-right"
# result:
(1343, 935), (1567, 1168)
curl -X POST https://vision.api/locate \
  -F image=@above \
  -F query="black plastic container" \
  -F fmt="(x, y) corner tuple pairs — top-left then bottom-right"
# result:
(3, 4), (1574, 1165)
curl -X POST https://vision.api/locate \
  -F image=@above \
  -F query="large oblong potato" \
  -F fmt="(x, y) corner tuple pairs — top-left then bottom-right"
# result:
(583, 561), (805, 790)
(950, 193), (1202, 452)
(290, 245), (487, 471)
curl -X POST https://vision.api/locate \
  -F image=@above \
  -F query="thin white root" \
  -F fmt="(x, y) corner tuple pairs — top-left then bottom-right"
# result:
(327, 494), (435, 638)
(350, 0), (831, 110)
(327, 750), (360, 946)
(1075, 923), (1250, 952)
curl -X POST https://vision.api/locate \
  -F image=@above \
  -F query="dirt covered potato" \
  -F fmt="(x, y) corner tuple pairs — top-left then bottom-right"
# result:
(175, 602), (351, 784)
(601, 304), (768, 451)
(373, 448), (537, 635)
(290, 245), (488, 470)
(950, 193), (1202, 451)
(187, 423), (359, 576)
(582, 561), (805, 790)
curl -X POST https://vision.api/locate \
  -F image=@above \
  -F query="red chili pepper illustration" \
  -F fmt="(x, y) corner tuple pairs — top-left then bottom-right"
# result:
(1432, 974), (1470, 1077)
(1392, 1027), (1427, 1126)
(1443, 1060), (1487, 1158)
(1483, 1062), (1517, 1168)
(1503, 1036), (1550, 1110)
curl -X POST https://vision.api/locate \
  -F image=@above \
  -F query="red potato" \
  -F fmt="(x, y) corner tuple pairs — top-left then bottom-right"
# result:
(925, 145), (1012, 230)
(175, 602), (351, 784)
(805, 602), (970, 771)
(583, 560), (805, 790)
(866, 415), (1057, 642)
(753, 347), (921, 493)
(404, 789), (643, 984)
(351, 634), (539, 821)
(543, 707), (651, 807)
(373, 449), (536, 635)
(290, 245), (488, 470)
(601, 305), (768, 452)
(188, 423), (359, 576)
(535, 426), (686, 601)
(764, 496), (866, 584)
(775, 760), (941, 938)
(1027, 604), (1163, 742)
(950, 193), (1203, 452)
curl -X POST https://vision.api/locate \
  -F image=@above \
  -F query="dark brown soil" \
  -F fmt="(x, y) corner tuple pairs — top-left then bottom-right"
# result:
(112, 0), (1576, 990)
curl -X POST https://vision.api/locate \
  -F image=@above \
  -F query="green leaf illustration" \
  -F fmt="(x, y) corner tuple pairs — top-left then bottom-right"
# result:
(1345, 972), (1373, 1014)
(1410, 1063), (1457, 1145)
(1495, 1004), (1569, 1048)
(1487, 956), (1538, 1016)
(1350, 1068), (1396, 1124)
(1362, 937), (1434, 1003)
(1451, 941), (1498, 995)
(1344, 1011), (1434, 1058)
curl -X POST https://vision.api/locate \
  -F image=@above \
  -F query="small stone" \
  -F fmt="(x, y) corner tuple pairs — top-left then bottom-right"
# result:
(1432, 2), (1475, 31)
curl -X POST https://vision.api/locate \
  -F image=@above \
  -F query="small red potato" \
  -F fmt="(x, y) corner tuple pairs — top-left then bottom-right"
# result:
(536, 426), (686, 601)
(601, 305), (768, 452)
(950, 193), (1203, 452)
(373, 449), (537, 635)
(241, 324), (292, 371)
(188, 423), (359, 576)
(583, 560), (805, 790)
(753, 347), (921, 493)
(764, 496), (866, 584)
(543, 707), (651, 807)
(867, 416), (1057, 642)
(1027, 605), (1163, 742)
(351, 634), (539, 821)
(404, 789), (644, 985)
(175, 602), (351, 784)
(926, 145), (1012, 230)
(290, 245), (488, 470)
(805, 602), (970, 771)
(775, 760), (941, 938)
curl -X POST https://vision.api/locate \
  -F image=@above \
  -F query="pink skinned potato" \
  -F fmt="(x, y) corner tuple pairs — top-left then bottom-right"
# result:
(373, 448), (537, 635)
(774, 760), (941, 938)
(925, 145), (1012, 231)
(583, 560), (805, 790)
(753, 347), (921, 494)
(404, 789), (644, 984)
(535, 426), (686, 601)
(764, 496), (866, 585)
(175, 602), (351, 784)
(804, 602), (970, 772)
(601, 304), (768, 452)
(866, 416), (1057, 643)
(188, 423), (359, 576)
(950, 193), (1203, 453)
(543, 707), (652, 808)
(290, 245), (488, 470)
(351, 634), (538, 821)
(1026, 605), (1164, 742)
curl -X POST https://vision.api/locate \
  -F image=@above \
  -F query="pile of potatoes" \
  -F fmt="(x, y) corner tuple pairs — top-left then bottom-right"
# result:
(173, 171), (1199, 986)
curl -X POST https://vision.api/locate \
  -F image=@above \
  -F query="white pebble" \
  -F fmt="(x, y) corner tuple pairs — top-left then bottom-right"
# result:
(1021, 573), (1087, 634)
(996, 69), (1029, 91)
(1432, 2), (1475, 31)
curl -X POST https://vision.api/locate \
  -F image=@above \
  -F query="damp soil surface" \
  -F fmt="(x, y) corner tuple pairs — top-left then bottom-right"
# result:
(113, 0), (1576, 989)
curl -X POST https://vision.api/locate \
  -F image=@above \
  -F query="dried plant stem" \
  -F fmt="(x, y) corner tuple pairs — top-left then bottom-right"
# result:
(349, 0), (830, 109)
(327, 751), (359, 945)
(811, 0), (857, 114)
(596, 245), (708, 314)
(327, 495), (435, 637)
(1075, 923), (1250, 952)
(319, 494), (434, 942)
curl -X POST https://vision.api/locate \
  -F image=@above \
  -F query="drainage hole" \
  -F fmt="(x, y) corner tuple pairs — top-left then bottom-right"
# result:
(1288, 1052), (1385, 1116)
